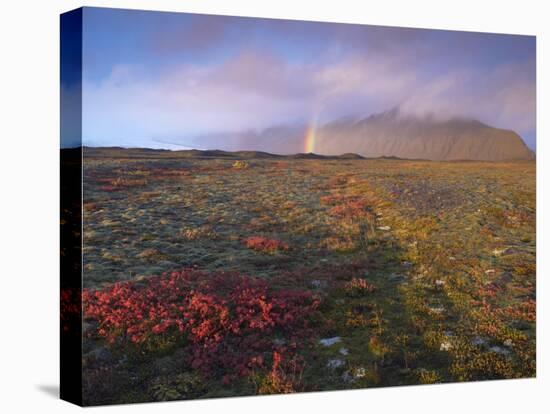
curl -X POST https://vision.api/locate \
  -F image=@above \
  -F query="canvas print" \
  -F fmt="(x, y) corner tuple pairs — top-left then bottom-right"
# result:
(60, 7), (536, 406)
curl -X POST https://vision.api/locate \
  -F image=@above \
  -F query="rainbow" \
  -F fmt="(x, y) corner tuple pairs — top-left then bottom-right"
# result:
(304, 112), (320, 153)
(304, 124), (316, 153)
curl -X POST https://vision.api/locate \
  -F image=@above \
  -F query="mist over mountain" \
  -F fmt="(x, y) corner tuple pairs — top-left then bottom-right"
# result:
(181, 108), (534, 161)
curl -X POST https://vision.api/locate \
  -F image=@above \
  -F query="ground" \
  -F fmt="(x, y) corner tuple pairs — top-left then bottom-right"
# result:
(77, 152), (535, 405)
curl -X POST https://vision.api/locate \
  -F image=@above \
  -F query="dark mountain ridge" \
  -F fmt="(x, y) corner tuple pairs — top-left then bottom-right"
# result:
(81, 147), (365, 160)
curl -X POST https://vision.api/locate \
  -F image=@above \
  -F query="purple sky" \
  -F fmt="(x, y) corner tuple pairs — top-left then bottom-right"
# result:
(79, 7), (536, 149)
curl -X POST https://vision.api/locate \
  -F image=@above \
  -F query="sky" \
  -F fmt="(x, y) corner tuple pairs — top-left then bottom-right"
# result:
(64, 7), (536, 149)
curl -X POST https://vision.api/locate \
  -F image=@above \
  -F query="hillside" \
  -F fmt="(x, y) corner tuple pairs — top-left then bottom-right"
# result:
(181, 109), (534, 161)
(314, 109), (534, 161)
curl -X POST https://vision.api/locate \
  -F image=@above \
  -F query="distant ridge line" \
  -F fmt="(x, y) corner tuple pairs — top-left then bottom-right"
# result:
(80, 147), (368, 160)
(68, 147), (535, 162)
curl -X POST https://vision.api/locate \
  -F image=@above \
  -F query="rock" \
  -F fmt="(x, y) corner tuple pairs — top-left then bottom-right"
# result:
(429, 306), (445, 314)
(492, 248), (506, 256)
(339, 347), (349, 356)
(319, 337), (342, 347)
(327, 359), (345, 369)
(489, 346), (511, 356)
(353, 367), (367, 378)
(435, 279), (446, 287)
(472, 336), (487, 346)
(495, 272), (513, 288)
(389, 273), (406, 282)
(503, 339), (513, 348)
(440, 340), (453, 351)
(341, 371), (354, 383)
(501, 247), (523, 256)
(377, 226), (391, 231)
(310, 279), (327, 289)
(485, 269), (496, 275)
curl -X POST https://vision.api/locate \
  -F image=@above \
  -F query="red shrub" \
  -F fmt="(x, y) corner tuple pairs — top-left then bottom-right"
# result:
(243, 236), (289, 254)
(83, 269), (319, 383)
(328, 198), (369, 219)
(498, 299), (536, 323)
(344, 278), (376, 297)
(258, 351), (305, 394)
(477, 284), (500, 299)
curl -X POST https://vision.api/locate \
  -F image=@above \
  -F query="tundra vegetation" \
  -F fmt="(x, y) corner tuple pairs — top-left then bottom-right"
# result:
(75, 150), (535, 404)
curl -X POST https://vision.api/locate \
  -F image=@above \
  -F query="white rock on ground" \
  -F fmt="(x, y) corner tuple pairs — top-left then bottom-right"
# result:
(327, 359), (345, 369)
(471, 336), (487, 346)
(429, 306), (445, 314)
(353, 367), (367, 378)
(490, 346), (511, 356)
(319, 337), (342, 347)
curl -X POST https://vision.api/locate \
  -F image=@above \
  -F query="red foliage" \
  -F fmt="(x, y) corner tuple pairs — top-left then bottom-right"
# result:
(325, 196), (369, 220)
(83, 269), (319, 382)
(258, 350), (305, 394)
(344, 278), (376, 296)
(498, 299), (536, 323)
(477, 283), (500, 299)
(243, 236), (289, 253)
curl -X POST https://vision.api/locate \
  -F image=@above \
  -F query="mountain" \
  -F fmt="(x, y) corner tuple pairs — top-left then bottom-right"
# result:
(314, 109), (534, 161)
(184, 108), (534, 161)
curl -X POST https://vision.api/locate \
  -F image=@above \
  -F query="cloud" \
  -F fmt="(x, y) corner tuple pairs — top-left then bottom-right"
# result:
(400, 60), (536, 135)
(150, 14), (230, 55)
(82, 42), (535, 148)
(82, 53), (398, 145)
